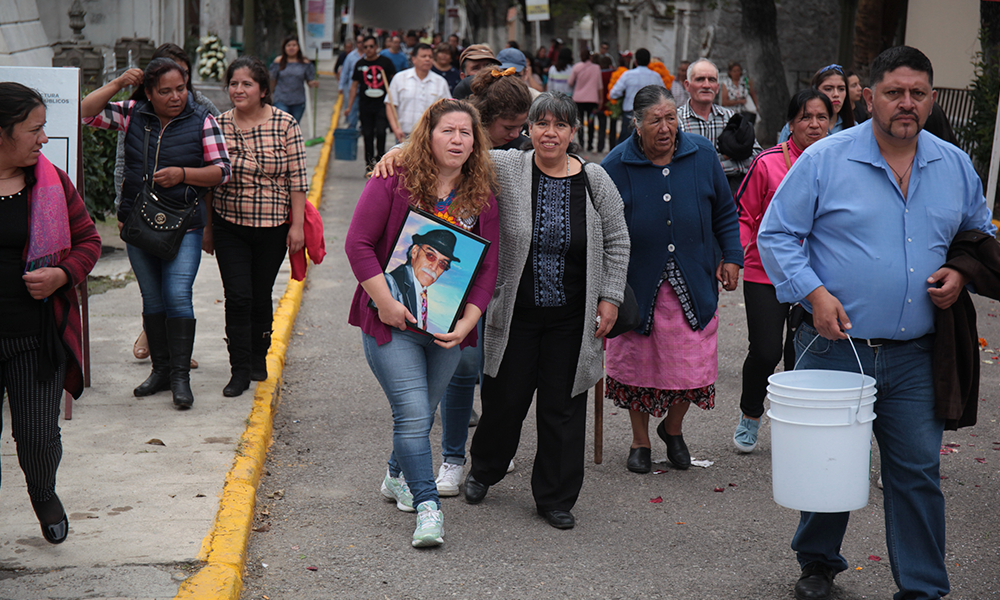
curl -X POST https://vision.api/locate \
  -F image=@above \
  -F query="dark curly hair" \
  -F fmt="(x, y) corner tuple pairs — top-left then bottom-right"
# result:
(469, 68), (532, 127)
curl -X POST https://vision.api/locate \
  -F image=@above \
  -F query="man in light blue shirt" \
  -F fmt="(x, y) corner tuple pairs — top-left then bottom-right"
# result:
(758, 46), (994, 600)
(609, 48), (665, 141)
(339, 34), (365, 129)
(380, 35), (410, 73)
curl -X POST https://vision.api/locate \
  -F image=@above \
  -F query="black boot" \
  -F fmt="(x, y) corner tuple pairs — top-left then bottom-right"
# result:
(223, 314), (252, 397)
(134, 313), (170, 397)
(250, 321), (272, 382)
(166, 317), (196, 409)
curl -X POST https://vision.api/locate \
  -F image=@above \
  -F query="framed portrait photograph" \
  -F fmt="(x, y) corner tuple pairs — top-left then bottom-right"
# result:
(377, 208), (491, 336)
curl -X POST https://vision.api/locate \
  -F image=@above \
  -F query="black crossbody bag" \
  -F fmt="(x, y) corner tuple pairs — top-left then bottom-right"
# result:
(120, 124), (198, 260)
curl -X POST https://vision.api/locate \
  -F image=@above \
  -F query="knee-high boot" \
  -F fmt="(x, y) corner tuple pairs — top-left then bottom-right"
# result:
(166, 317), (196, 409)
(134, 313), (170, 397)
(224, 312), (252, 397)
(250, 320), (272, 382)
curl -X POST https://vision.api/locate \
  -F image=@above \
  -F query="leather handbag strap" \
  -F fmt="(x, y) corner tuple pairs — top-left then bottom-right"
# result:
(780, 141), (791, 170)
(141, 123), (153, 191)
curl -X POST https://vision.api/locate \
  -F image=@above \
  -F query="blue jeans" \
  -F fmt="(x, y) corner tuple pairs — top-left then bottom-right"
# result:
(791, 323), (948, 600)
(127, 229), (203, 318)
(274, 102), (305, 124)
(363, 329), (462, 508)
(439, 320), (483, 465)
(339, 91), (360, 129)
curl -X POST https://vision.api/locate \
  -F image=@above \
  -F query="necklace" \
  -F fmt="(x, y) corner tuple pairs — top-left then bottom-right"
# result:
(887, 156), (914, 185)
(435, 189), (456, 213)
(566, 156), (570, 176)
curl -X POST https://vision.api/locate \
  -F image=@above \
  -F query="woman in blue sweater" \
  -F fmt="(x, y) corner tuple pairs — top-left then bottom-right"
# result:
(601, 85), (743, 473)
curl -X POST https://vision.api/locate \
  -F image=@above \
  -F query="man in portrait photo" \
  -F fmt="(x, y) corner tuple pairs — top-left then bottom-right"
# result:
(386, 229), (460, 331)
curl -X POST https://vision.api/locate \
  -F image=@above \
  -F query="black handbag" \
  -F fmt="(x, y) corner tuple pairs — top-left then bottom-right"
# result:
(120, 124), (198, 261)
(579, 162), (640, 338)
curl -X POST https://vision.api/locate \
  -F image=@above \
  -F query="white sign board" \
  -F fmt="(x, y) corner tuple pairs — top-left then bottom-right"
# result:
(305, 0), (336, 60)
(0, 66), (81, 186)
(526, 0), (550, 22)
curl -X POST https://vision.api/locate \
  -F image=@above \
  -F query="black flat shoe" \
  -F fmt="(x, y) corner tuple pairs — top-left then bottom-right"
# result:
(656, 420), (691, 470)
(627, 447), (651, 473)
(464, 473), (489, 504)
(538, 508), (575, 529)
(31, 496), (68, 544)
(794, 562), (836, 600)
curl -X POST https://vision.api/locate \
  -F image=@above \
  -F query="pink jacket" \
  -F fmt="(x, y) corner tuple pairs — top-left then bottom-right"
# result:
(568, 61), (603, 104)
(735, 139), (802, 284)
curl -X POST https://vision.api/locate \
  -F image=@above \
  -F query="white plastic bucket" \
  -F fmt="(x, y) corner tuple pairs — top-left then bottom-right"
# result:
(767, 365), (877, 513)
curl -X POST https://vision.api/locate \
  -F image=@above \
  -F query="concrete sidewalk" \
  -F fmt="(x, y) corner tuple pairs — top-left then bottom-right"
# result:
(0, 70), (342, 600)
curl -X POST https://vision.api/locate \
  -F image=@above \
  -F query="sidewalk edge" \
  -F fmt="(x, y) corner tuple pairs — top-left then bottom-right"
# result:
(174, 94), (343, 600)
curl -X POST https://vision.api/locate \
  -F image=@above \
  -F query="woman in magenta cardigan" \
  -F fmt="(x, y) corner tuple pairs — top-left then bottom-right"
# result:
(732, 89), (833, 453)
(345, 99), (499, 549)
(0, 82), (101, 545)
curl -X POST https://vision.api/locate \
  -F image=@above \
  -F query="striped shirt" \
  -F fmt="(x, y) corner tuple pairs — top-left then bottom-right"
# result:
(84, 99), (231, 183)
(214, 107), (308, 227)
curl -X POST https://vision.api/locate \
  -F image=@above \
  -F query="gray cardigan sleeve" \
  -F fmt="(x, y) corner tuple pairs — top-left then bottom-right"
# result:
(584, 162), (630, 306)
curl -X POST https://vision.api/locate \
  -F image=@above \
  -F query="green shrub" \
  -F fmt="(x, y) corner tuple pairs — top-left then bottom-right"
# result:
(80, 88), (129, 220)
(959, 30), (1000, 177)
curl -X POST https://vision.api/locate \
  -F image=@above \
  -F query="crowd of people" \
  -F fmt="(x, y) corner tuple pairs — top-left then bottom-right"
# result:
(341, 36), (989, 600)
(0, 27), (985, 600)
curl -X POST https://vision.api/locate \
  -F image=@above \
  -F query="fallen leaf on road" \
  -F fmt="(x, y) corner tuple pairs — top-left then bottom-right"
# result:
(253, 523), (271, 532)
(980, 337), (988, 348)
(728, 483), (738, 487)
(675, 522), (685, 525)
(650, 496), (663, 503)
(146, 438), (165, 446)
(653, 469), (668, 475)
(195, 493), (205, 498)
(713, 487), (725, 493)
(975, 457), (987, 463)
(307, 566), (318, 571)
(945, 443), (961, 448)
(941, 475), (949, 480)
(869, 555), (881, 562)
(267, 489), (285, 499)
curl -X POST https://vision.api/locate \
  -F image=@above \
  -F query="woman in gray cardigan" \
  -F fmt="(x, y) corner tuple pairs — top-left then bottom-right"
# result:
(465, 92), (630, 530)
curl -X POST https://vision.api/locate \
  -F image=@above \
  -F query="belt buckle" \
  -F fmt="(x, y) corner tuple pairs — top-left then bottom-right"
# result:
(864, 338), (884, 348)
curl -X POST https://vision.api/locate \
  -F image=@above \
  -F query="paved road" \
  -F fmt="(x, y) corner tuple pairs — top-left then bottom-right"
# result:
(239, 151), (1000, 599)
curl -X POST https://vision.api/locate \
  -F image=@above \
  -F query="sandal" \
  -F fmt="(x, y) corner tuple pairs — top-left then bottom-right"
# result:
(133, 330), (149, 359)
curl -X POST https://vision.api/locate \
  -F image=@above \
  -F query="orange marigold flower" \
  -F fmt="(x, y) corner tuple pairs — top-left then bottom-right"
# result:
(648, 61), (675, 89)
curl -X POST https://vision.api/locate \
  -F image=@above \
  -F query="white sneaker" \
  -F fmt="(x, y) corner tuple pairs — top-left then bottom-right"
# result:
(507, 459), (515, 473)
(380, 470), (415, 512)
(435, 463), (464, 497)
(412, 501), (444, 547)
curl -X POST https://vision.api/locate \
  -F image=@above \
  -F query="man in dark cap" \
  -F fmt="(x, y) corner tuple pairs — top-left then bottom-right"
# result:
(452, 44), (501, 100)
(387, 229), (460, 331)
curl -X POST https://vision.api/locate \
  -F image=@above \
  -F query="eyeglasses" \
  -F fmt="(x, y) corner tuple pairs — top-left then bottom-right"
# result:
(819, 64), (844, 75)
(420, 245), (451, 271)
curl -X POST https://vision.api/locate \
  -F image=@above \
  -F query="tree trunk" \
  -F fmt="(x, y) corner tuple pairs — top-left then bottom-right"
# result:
(739, 0), (788, 148)
(852, 0), (905, 82)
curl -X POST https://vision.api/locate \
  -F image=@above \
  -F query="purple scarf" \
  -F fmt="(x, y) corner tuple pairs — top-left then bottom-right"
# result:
(25, 154), (71, 272)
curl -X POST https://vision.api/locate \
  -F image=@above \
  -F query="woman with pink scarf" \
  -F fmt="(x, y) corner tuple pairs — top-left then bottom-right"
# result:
(0, 82), (101, 544)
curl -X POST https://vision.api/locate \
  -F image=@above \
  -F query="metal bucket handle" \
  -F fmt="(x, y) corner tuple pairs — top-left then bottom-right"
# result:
(794, 329), (867, 420)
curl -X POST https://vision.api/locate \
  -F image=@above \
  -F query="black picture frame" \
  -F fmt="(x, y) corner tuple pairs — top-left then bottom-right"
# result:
(372, 207), (490, 336)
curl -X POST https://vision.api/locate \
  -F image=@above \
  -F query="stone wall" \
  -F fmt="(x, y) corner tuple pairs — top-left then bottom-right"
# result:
(0, 0), (54, 66)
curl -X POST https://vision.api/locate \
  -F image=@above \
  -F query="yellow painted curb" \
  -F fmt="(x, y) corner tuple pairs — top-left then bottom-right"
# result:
(174, 94), (343, 600)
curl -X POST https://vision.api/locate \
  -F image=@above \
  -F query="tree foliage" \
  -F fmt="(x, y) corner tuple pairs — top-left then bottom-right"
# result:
(959, 29), (1000, 175)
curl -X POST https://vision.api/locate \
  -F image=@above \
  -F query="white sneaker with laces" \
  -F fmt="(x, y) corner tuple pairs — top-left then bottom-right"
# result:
(380, 470), (415, 512)
(412, 501), (444, 547)
(435, 463), (463, 496)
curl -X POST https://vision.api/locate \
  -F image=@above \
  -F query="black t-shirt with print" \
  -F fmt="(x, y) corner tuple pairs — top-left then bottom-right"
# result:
(352, 56), (396, 112)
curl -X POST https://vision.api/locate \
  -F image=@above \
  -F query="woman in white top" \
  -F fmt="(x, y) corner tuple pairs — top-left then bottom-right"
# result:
(546, 48), (574, 96)
(720, 61), (760, 125)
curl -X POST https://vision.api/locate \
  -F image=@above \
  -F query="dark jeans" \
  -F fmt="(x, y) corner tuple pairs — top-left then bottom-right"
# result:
(791, 323), (948, 600)
(575, 102), (597, 150)
(618, 111), (634, 146)
(470, 301), (586, 512)
(596, 113), (617, 152)
(359, 106), (389, 168)
(739, 281), (796, 418)
(212, 213), (289, 372)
